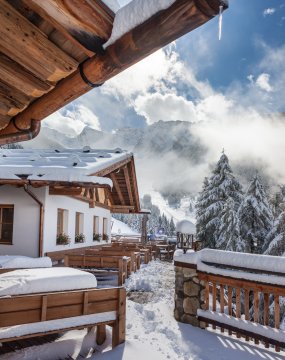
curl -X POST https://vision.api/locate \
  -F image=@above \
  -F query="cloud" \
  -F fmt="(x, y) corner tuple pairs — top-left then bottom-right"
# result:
(43, 104), (101, 136)
(263, 8), (276, 16)
(255, 73), (273, 92)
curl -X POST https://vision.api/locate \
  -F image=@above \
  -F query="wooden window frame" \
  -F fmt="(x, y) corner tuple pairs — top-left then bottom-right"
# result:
(57, 208), (65, 236)
(0, 205), (14, 245)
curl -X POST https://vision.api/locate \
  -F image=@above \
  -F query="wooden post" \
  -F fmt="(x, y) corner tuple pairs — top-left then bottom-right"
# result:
(112, 288), (126, 348)
(141, 214), (148, 245)
(96, 325), (107, 345)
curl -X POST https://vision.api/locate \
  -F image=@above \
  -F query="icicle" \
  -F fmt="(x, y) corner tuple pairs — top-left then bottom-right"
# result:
(218, 5), (223, 41)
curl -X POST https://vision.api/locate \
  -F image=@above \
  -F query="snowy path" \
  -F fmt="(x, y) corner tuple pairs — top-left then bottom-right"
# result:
(2, 261), (285, 360)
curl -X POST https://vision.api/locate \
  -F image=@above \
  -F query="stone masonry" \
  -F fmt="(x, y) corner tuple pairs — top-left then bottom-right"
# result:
(174, 265), (206, 328)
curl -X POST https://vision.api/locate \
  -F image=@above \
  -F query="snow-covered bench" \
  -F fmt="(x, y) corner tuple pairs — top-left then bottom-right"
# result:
(64, 254), (129, 286)
(0, 255), (52, 273)
(0, 268), (126, 347)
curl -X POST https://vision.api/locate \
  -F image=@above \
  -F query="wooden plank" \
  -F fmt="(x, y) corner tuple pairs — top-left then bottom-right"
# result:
(10, 0), (225, 132)
(41, 295), (48, 321)
(0, 0), (78, 82)
(228, 286), (232, 336)
(244, 288), (250, 341)
(110, 173), (126, 206)
(198, 272), (285, 296)
(264, 293), (269, 348)
(253, 290), (259, 345)
(236, 288), (241, 338)
(96, 324), (106, 345)
(0, 93), (26, 116)
(0, 53), (52, 97)
(212, 282), (216, 330)
(23, 0), (115, 54)
(0, 80), (31, 108)
(275, 294), (280, 352)
(112, 288), (126, 348)
(83, 292), (89, 315)
(129, 159), (140, 212)
(0, 113), (10, 130)
(220, 284), (224, 333)
(123, 165), (134, 206)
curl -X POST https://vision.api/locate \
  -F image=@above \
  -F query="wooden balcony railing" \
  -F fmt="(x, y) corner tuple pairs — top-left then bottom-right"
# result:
(174, 249), (285, 352)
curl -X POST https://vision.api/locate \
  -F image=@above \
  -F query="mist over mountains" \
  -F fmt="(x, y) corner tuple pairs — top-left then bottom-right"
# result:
(21, 117), (283, 219)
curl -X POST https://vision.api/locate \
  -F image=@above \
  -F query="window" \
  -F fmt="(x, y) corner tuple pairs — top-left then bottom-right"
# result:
(56, 209), (69, 245)
(75, 212), (84, 243)
(93, 216), (99, 234)
(0, 205), (14, 245)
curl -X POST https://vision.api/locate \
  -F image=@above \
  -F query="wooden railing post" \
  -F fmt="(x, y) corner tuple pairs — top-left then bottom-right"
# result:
(112, 288), (126, 348)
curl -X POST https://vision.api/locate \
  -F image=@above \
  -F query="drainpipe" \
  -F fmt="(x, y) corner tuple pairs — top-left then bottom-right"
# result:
(0, 120), (41, 146)
(24, 184), (44, 257)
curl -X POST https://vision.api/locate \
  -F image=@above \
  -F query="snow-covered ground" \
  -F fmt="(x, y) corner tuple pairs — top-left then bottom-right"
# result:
(2, 261), (285, 360)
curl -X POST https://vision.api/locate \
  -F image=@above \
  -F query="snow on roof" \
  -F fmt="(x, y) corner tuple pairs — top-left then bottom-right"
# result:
(102, 0), (121, 13)
(0, 148), (132, 187)
(104, 0), (176, 48)
(176, 220), (196, 234)
(111, 217), (139, 236)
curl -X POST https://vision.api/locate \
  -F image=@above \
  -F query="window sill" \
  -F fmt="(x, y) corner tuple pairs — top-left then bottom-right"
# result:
(0, 242), (13, 245)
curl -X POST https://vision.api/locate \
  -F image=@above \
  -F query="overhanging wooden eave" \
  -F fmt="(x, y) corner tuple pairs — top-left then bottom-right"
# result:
(0, 0), (228, 143)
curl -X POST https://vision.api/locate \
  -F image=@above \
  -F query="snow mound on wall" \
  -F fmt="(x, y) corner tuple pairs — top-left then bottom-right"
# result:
(0, 256), (52, 269)
(176, 219), (196, 234)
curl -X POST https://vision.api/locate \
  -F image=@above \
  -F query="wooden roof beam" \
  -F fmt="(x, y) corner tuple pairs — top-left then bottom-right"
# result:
(123, 165), (134, 207)
(110, 172), (126, 206)
(0, 0), (78, 82)
(22, 0), (115, 56)
(3, 0), (226, 136)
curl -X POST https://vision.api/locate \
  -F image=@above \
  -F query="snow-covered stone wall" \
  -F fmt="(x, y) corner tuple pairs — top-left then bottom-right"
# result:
(174, 265), (206, 328)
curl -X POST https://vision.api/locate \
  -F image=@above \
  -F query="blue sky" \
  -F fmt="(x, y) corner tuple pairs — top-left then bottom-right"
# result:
(42, 1), (285, 185)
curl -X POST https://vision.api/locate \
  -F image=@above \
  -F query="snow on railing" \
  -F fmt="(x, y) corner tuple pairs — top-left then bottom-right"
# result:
(174, 249), (285, 351)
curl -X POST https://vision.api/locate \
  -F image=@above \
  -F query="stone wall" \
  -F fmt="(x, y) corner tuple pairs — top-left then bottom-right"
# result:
(174, 265), (206, 328)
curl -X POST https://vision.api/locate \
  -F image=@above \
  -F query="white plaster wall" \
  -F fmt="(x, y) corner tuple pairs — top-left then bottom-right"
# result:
(43, 193), (111, 254)
(0, 185), (46, 257)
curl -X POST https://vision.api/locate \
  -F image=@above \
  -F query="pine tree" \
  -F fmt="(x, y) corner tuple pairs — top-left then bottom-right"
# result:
(238, 175), (273, 254)
(169, 217), (176, 237)
(196, 153), (243, 249)
(263, 211), (285, 256)
(217, 198), (245, 251)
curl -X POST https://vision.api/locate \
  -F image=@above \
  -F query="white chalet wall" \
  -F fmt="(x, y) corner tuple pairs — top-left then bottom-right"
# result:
(0, 185), (46, 257)
(0, 185), (111, 258)
(43, 192), (111, 254)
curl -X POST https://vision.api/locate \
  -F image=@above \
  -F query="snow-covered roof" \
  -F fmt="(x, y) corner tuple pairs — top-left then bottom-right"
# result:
(102, 0), (121, 13)
(111, 218), (140, 236)
(0, 148), (132, 187)
(176, 220), (196, 234)
(104, 0), (176, 48)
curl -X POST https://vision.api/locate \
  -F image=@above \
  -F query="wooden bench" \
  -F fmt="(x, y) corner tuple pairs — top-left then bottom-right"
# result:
(110, 243), (151, 264)
(46, 245), (102, 262)
(64, 254), (128, 286)
(86, 248), (140, 272)
(0, 287), (126, 349)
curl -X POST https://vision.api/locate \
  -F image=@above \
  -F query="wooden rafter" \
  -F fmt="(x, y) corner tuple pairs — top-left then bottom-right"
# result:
(2, 0), (226, 135)
(22, 0), (115, 55)
(110, 172), (125, 206)
(123, 165), (134, 207)
(0, 0), (78, 82)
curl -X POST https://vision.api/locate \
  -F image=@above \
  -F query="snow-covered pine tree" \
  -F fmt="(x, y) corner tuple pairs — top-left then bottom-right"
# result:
(238, 175), (273, 254)
(263, 211), (285, 256)
(196, 153), (243, 249)
(169, 217), (176, 237)
(217, 198), (245, 251)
